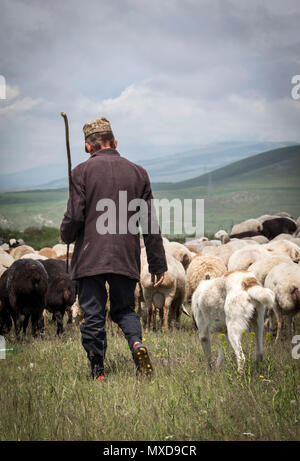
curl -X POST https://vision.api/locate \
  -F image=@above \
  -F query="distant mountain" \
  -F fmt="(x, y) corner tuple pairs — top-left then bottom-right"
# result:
(0, 164), (67, 191)
(0, 141), (295, 191)
(136, 141), (296, 183)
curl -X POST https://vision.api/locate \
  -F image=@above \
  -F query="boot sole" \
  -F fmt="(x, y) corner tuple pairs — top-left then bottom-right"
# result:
(135, 346), (153, 377)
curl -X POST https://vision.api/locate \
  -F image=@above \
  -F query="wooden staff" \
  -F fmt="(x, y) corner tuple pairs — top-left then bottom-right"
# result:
(60, 111), (72, 273)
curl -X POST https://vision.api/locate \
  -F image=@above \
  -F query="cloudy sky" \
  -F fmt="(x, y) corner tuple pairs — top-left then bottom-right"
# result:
(0, 0), (300, 174)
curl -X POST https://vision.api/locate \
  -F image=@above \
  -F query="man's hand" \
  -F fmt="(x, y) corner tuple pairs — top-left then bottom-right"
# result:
(151, 273), (165, 287)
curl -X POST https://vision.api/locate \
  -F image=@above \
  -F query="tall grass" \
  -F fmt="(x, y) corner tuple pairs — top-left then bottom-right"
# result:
(0, 316), (299, 441)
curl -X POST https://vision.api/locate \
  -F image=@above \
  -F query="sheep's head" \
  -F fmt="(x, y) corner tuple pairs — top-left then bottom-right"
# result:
(215, 230), (228, 240)
(291, 248), (300, 263)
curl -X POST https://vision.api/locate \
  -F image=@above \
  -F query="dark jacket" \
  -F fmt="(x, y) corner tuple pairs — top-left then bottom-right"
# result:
(60, 148), (167, 281)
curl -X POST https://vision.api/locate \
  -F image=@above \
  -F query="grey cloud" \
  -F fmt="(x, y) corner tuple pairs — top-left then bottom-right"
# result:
(0, 0), (300, 173)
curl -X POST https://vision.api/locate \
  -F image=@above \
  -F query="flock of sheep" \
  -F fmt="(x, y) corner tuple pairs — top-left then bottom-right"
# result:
(0, 243), (77, 337)
(0, 211), (300, 373)
(139, 212), (300, 371)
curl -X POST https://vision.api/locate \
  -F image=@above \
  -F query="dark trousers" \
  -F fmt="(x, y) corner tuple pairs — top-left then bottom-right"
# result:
(77, 274), (142, 374)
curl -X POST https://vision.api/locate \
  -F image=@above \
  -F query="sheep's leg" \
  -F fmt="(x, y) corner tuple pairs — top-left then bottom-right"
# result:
(264, 308), (271, 331)
(273, 302), (284, 342)
(66, 306), (72, 324)
(0, 307), (12, 335)
(199, 326), (213, 369)
(31, 312), (39, 337)
(136, 298), (141, 317)
(254, 307), (265, 364)
(227, 322), (245, 372)
(152, 304), (157, 331)
(163, 304), (169, 332)
(163, 299), (173, 332)
(267, 309), (277, 337)
(37, 309), (46, 336)
(173, 303), (181, 330)
(54, 310), (64, 336)
(216, 334), (228, 369)
(144, 298), (152, 333)
(287, 315), (294, 340)
(140, 302), (147, 329)
(42, 309), (47, 330)
(159, 306), (164, 330)
(13, 313), (22, 340)
(193, 307), (212, 367)
(9, 296), (22, 340)
(106, 309), (114, 336)
(22, 314), (30, 335)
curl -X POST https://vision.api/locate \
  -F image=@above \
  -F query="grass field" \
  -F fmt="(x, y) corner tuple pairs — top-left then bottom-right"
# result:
(1, 315), (299, 441)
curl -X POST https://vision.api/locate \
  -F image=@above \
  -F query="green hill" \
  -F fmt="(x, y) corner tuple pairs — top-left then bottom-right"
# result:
(152, 145), (300, 190)
(137, 141), (294, 182)
(152, 145), (300, 232)
(0, 145), (299, 234)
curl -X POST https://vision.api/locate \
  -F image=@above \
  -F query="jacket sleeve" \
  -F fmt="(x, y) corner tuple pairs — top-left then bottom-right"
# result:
(60, 165), (86, 244)
(140, 170), (168, 274)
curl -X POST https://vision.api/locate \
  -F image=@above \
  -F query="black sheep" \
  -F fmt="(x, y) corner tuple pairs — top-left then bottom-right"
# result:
(5, 259), (48, 338)
(262, 217), (297, 240)
(40, 259), (76, 335)
(0, 270), (12, 335)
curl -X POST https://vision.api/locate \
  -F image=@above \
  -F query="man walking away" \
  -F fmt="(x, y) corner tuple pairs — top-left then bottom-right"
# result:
(60, 117), (167, 380)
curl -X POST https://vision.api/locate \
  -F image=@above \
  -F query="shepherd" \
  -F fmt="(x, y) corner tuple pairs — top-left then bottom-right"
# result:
(60, 116), (167, 380)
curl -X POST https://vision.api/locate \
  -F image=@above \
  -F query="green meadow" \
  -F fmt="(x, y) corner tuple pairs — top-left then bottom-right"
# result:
(0, 316), (299, 441)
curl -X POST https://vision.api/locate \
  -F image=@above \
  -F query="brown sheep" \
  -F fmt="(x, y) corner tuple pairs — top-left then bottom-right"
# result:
(10, 245), (35, 259)
(185, 255), (227, 303)
(39, 247), (58, 259)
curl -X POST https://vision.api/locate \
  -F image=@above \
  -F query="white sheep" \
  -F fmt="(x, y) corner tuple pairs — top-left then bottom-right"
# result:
(192, 271), (275, 371)
(248, 252), (294, 333)
(140, 252), (186, 331)
(214, 230), (231, 244)
(1, 243), (10, 253)
(10, 245), (35, 259)
(246, 235), (269, 244)
(52, 243), (74, 257)
(164, 241), (193, 270)
(185, 238), (221, 254)
(248, 254), (292, 284)
(264, 239), (300, 263)
(231, 219), (263, 235)
(201, 239), (252, 267)
(20, 253), (48, 260)
(0, 248), (15, 268)
(227, 244), (268, 271)
(271, 233), (294, 242)
(264, 262), (300, 341)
